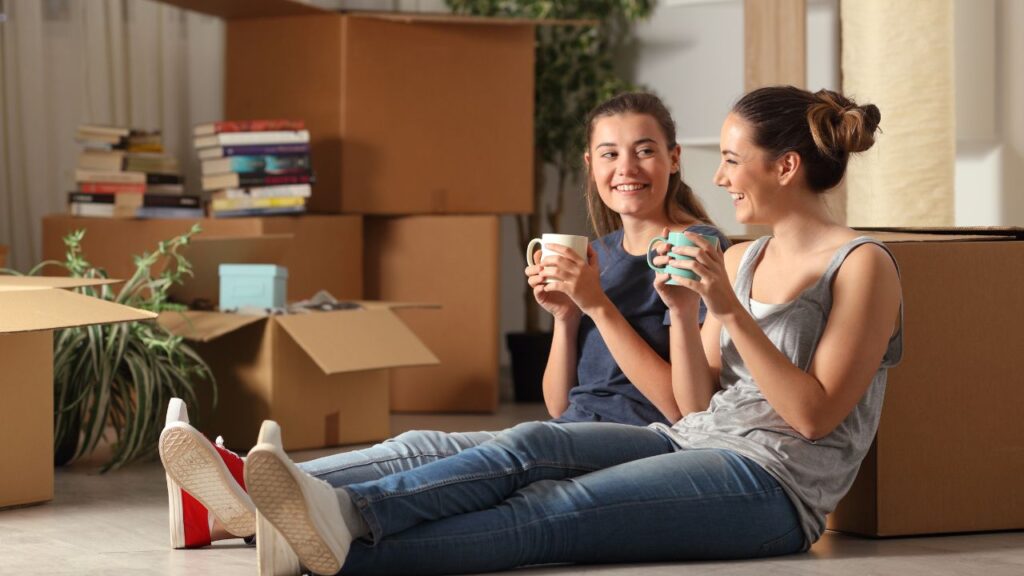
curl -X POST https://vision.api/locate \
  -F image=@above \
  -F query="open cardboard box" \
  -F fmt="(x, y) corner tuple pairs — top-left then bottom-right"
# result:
(159, 301), (440, 451)
(826, 226), (1024, 536)
(0, 277), (156, 509)
(153, 0), (536, 215)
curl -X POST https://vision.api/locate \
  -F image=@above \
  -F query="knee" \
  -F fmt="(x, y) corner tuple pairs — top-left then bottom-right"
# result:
(493, 421), (558, 460)
(389, 429), (451, 454)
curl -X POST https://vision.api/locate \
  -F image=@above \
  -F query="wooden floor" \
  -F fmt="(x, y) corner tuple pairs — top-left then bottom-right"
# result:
(4, 404), (1023, 575)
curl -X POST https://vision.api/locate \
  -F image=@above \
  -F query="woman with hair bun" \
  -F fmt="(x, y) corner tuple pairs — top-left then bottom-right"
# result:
(237, 85), (902, 575)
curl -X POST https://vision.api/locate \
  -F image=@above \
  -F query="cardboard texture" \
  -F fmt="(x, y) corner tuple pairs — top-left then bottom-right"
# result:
(223, 12), (534, 214)
(827, 228), (1024, 536)
(160, 305), (439, 451)
(0, 278), (156, 508)
(42, 215), (363, 304)
(365, 216), (500, 413)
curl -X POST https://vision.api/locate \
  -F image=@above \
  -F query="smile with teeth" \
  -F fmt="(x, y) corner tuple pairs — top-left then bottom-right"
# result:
(730, 192), (746, 202)
(614, 183), (647, 192)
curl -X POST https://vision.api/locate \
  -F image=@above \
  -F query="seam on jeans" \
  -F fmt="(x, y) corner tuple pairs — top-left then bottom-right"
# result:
(758, 524), (803, 555)
(308, 452), (454, 478)
(374, 485), (789, 546)
(364, 462), (600, 504)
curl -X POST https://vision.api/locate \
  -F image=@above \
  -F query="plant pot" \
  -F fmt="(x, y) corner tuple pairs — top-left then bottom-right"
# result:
(54, 413), (79, 467)
(506, 331), (553, 403)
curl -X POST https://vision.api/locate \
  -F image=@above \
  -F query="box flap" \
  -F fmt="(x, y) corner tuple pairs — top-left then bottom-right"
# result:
(354, 301), (442, 311)
(350, 12), (595, 27)
(856, 226), (1024, 242)
(170, 234), (293, 307)
(158, 310), (267, 342)
(153, 0), (328, 20)
(274, 309), (439, 375)
(0, 289), (156, 334)
(0, 276), (121, 291)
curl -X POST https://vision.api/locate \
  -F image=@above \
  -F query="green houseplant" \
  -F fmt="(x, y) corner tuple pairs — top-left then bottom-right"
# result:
(446, 0), (655, 400)
(1, 224), (214, 471)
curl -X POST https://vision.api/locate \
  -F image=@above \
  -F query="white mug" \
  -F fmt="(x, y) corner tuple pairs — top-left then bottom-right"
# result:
(526, 233), (589, 283)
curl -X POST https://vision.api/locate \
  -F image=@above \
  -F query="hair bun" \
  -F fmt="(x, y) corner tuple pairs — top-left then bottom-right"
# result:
(807, 90), (881, 156)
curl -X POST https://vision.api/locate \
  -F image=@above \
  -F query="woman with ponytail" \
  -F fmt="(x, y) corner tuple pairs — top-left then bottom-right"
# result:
(232, 85), (899, 575)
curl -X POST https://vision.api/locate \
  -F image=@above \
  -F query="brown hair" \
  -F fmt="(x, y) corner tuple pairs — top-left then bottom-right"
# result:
(732, 86), (881, 192)
(584, 92), (714, 237)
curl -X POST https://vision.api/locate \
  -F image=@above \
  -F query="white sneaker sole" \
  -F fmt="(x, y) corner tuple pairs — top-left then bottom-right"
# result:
(159, 423), (256, 538)
(257, 510), (302, 576)
(246, 444), (350, 576)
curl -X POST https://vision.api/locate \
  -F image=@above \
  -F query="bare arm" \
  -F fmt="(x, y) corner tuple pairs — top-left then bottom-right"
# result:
(655, 241), (746, 417)
(715, 243), (901, 439)
(542, 315), (581, 418)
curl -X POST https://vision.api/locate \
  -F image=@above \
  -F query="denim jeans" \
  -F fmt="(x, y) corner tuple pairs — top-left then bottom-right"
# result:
(338, 421), (805, 575)
(297, 429), (498, 486)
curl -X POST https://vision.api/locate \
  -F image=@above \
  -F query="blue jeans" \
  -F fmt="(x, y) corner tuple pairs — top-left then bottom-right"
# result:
(297, 430), (498, 486)
(338, 421), (805, 575)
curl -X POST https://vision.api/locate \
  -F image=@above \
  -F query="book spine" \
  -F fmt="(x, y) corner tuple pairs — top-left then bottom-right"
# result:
(78, 182), (146, 194)
(237, 172), (315, 188)
(196, 130), (310, 148)
(68, 192), (115, 204)
(145, 173), (184, 185)
(75, 169), (146, 184)
(207, 120), (306, 134)
(143, 194), (202, 208)
(210, 205), (306, 219)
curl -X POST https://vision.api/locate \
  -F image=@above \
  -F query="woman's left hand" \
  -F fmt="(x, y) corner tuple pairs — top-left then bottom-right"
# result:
(664, 232), (740, 319)
(540, 243), (608, 315)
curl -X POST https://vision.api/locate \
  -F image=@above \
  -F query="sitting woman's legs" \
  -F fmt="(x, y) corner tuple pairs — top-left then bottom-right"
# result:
(336, 422), (803, 575)
(297, 429), (498, 486)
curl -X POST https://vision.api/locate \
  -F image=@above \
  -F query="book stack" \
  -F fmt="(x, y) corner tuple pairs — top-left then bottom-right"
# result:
(194, 120), (313, 218)
(71, 124), (200, 219)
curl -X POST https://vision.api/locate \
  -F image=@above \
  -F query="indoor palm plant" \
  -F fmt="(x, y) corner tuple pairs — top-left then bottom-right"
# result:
(446, 0), (655, 399)
(1, 224), (214, 471)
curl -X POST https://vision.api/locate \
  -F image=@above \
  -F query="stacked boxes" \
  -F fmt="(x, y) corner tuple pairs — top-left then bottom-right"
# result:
(43, 0), (537, 446)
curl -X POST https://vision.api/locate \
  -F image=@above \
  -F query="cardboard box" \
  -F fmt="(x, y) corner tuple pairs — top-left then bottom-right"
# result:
(159, 302), (439, 451)
(365, 216), (500, 412)
(827, 227), (1024, 536)
(41, 215), (363, 304)
(0, 277), (156, 508)
(156, 1), (535, 215)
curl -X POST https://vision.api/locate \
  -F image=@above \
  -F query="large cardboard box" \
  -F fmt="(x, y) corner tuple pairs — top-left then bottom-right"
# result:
(159, 302), (439, 451)
(365, 216), (500, 412)
(827, 228), (1024, 536)
(42, 215), (363, 303)
(157, 0), (535, 215)
(0, 277), (156, 508)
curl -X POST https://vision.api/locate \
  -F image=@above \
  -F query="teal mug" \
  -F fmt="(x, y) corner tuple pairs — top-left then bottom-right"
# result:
(646, 231), (720, 285)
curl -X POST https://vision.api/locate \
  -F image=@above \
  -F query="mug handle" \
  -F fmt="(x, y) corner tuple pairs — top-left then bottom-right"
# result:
(526, 238), (543, 266)
(646, 236), (669, 272)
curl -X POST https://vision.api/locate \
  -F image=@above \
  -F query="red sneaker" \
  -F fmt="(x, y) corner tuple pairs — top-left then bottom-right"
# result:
(160, 398), (256, 549)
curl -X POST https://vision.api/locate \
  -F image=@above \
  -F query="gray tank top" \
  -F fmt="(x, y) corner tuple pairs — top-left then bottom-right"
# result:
(651, 235), (903, 547)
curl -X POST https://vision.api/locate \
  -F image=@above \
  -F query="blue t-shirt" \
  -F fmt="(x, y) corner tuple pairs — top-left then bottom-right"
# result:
(555, 224), (730, 426)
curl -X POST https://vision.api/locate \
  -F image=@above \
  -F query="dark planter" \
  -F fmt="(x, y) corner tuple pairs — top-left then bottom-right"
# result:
(54, 414), (79, 466)
(506, 331), (553, 403)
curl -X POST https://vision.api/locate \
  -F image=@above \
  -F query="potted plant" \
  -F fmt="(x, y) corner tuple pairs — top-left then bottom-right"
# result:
(446, 0), (654, 401)
(1, 224), (215, 471)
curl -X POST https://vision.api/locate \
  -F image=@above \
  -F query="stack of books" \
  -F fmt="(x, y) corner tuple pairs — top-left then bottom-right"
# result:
(71, 124), (200, 219)
(194, 120), (313, 218)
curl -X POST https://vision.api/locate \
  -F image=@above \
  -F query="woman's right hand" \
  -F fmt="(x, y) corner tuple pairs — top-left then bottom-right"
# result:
(526, 251), (581, 322)
(650, 227), (702, 317)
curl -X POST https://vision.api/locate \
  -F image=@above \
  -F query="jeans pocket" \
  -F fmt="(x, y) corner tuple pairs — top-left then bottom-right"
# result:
(758, 525), (804, 557)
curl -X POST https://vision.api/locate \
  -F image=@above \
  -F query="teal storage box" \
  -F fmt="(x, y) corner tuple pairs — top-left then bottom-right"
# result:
(219, 264), (288, 310)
